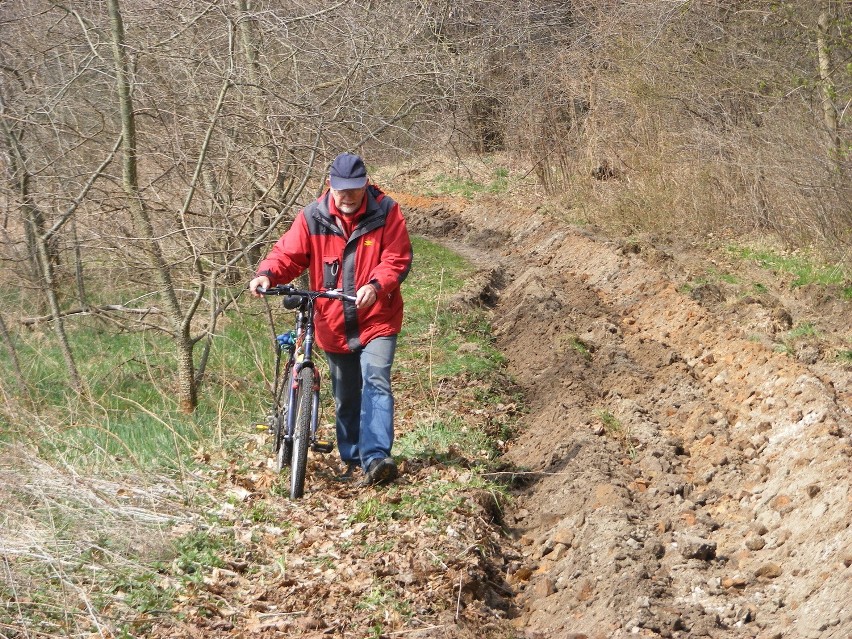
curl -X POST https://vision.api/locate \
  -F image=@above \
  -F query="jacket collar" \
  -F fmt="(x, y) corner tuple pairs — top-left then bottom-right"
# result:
(315, 188), (383, 226)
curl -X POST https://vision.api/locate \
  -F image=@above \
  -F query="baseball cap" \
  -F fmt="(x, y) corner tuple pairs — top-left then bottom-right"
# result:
(329, 153), (368, 190)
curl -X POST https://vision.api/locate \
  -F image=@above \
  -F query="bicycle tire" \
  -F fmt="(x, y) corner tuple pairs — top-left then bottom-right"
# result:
(273, 361), (293, 473)
(289, 366), (314, 499)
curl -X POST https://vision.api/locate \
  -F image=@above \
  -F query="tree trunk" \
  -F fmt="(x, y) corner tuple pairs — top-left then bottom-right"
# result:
(817, 9), (840, 159)
(71, 217), (89, 311)
(107, 0), (197, 412)
(1, 94), (80, 386)
(237, 0), (289, 266)
(0, 313), (27, 396)
(36, 233), (83, 392)
(0, 99), (52, 307)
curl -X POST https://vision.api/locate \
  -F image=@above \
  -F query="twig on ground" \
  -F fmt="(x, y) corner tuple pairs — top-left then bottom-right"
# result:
(454, 571), (464, 621)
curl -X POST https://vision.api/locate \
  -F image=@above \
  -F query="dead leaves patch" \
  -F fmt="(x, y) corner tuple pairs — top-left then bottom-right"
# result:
(140, 454), (516, 639)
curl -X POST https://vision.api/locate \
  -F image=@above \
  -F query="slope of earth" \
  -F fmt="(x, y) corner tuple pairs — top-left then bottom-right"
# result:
(397, 192), (852, 639)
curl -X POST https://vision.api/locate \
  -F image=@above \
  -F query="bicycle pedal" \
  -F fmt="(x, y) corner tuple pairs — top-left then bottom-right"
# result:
(311, 440), (334, 453)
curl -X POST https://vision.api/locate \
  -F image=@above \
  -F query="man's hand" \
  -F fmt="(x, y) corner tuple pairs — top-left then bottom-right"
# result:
(249, 275), (271, 297)
(355, 283), (378, 309)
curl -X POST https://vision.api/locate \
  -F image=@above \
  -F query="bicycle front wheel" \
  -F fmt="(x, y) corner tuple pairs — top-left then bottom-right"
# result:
(289, 366), (315, 499)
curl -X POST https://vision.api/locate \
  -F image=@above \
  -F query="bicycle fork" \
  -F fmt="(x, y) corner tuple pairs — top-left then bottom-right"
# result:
(290, 363), (333, 454)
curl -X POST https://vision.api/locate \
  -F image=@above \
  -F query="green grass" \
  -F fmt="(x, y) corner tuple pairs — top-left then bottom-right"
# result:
(394, 236), (515, 469)
(775, 342), (795, 356)
(404, 235), (471, 304)
(678, 269), (743, 296)
(357, 582), (410, 614)
(596, 410), (621, 433)
(727, 245), (852, 293)
(424, 167), (511, 199)
(595, 409), (637, 458)
(0, 481), (203, 637)
(356, 580), (413, 637)
(2, 236), (513, 478)
(400, 237), (505, 380)
(91, 528), (242, 634)
(709, 268), (739, 285)
(395, 416), (493, 462)
(565, 334), (592, 360)
(677, 277), (707, 295)
(0, 281), (284, 468)
(786, 322), (818, 340)
(776, 321), (821, 357)
(109, 572), (175, 616)
(2, 237), (488, 465)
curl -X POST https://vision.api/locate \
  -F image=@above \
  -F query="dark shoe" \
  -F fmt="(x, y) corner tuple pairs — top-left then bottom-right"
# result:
(336, 461), (359, 482)
(363, 457), (398, 486)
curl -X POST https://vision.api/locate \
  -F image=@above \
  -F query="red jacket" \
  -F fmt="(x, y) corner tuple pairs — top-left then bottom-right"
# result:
(256, 185), (412, 353)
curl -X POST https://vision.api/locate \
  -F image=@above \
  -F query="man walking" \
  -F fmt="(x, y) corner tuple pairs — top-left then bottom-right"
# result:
(249, 153), (412, 485)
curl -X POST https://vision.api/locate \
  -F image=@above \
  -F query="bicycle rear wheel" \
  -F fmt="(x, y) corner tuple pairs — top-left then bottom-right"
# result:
(289, 366), (314, 499)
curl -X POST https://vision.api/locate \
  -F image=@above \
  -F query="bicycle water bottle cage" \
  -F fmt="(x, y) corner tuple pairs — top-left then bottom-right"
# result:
(282, 295), (302, 310)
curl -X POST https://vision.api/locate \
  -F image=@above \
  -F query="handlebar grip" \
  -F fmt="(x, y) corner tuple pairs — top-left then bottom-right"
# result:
(255, 284), (295, 295)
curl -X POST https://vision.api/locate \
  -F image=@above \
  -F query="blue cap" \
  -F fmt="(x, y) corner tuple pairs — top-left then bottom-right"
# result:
(329, 153), (368, 190)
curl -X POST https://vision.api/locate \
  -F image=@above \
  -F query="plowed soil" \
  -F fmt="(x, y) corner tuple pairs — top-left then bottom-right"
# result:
(398, 191), (852, 639)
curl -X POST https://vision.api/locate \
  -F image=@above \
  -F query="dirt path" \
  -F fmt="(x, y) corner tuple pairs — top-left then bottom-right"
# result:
(399, 193), (852, 639)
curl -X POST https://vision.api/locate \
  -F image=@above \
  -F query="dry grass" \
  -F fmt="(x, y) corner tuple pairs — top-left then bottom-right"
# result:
(467, 3), (852, 268)
(0, 443), (196, 635)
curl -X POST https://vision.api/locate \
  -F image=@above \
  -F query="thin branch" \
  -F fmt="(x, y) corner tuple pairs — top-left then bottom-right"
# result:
(47, 1), (106, 63)
(0, 314), (27, 394)
(234, 126), (322, 245)
(20, 305), (163, 326)
(42, 135), (121, 242)
(175, 77), (232, 238)
(277, 0), (348, 25)
(153, 1), (219, 48)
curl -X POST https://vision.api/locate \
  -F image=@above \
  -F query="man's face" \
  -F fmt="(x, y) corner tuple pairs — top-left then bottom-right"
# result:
(330, 185), (367, 215)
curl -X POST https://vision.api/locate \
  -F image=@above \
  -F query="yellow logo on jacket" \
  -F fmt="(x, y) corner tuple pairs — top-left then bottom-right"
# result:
(363, 240), (374, 246)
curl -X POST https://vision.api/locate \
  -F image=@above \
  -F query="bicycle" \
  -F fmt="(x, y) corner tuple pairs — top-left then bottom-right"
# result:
(257, 284), (356, 499)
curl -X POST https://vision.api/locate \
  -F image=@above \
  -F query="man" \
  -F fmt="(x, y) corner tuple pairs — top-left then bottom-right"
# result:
(249, 153), (413, 486)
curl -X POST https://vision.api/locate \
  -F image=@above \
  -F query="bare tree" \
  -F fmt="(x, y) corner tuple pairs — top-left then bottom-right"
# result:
(7, 0), (844, 415)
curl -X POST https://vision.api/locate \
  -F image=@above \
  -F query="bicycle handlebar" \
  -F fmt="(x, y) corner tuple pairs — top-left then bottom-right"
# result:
(256, 284), (357, 304)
